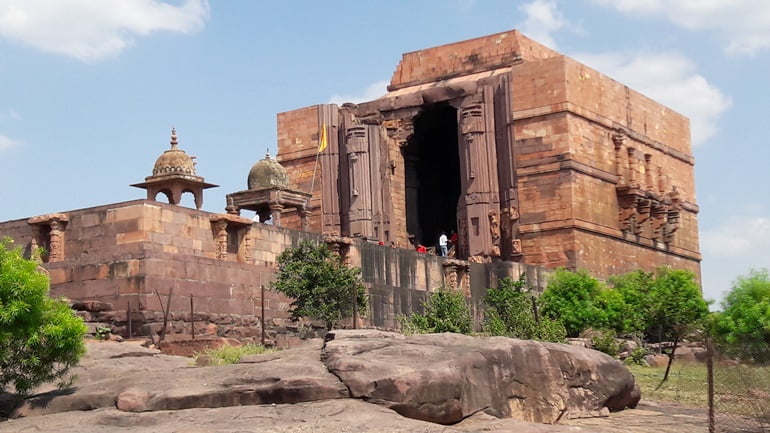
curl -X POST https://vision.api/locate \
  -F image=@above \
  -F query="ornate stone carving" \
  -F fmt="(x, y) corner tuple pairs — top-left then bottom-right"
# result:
(460, 99), (484, 180)
(213, 219), (228, 260)
(488, 210), (500, 240)
(27, 213), (69, 263)
(635, 198), (652, 235)
(385, 118), (414, 148)
(618, 194), (639, 235)
(48, 220), (65, 262)
(651, 202), (669, 242)
(612, 130), (626, 185)
(511, 239), (523, 255)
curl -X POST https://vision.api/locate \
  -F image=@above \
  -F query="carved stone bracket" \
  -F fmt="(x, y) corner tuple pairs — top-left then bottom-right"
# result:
(325, 235), (355, 266)
(442, 259), (470, 296)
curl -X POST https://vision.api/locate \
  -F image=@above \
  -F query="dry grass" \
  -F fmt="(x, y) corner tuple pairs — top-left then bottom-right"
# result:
(193, 344), (276, 366)
(628, 363), (770, 422)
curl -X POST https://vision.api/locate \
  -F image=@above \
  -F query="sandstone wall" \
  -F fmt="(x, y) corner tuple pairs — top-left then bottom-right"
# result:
(1, 200), (548, 343)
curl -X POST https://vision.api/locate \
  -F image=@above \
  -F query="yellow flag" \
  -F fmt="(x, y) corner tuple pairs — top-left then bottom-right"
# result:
(318, 124), (328, 152)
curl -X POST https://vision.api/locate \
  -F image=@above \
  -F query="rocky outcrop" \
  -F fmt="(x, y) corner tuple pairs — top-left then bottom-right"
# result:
(323, 330), (639, 425)
(4, 331), (639, 429)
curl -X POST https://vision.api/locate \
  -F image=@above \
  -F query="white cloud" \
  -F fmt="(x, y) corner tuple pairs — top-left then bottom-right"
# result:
(589, 0), (770, 55)
(328, 80), (389, 105)
(0, 134), (22, 152)
(572, 51), (731, 146)
(517, 0), (569, 49)
(701, 215), (770, 258)
(700, 213), (770, 304)
(0, 0), (209, 62)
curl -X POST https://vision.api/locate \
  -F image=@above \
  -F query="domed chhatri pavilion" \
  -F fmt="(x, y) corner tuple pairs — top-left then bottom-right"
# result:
(225, 153), (311, 230)
(131, 128), (218, 210)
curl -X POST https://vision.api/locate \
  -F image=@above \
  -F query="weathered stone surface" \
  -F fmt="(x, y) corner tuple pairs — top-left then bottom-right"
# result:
(72, 300), (113, 312)
(157, 337), (241, 357)
(322, 330), (639, 425)
(10, 340), (347, 418)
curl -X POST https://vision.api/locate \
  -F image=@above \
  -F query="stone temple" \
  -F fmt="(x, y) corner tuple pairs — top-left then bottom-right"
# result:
(273, 29), (700, 279)
(0, 30), (700, 340)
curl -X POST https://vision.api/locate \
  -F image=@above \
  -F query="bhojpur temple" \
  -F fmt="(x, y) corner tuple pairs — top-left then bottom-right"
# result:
(273, 29), (700, 278)
(0, 30), (700, 339)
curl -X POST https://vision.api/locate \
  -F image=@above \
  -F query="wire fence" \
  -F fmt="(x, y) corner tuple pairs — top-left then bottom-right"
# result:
(632, 342), (769, 433)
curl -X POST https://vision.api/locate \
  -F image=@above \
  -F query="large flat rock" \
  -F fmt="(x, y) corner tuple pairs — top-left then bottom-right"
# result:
(322, 330), (640, 424)
(11, 339), (347, 418)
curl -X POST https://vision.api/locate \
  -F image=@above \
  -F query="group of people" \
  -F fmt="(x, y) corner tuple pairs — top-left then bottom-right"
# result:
(411, 230), (457, 257)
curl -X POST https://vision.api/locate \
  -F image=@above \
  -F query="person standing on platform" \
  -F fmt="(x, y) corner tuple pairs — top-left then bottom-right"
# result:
(439, 232), (448, 257)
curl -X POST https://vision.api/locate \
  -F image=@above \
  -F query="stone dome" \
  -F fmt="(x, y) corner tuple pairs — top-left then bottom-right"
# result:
(248, 153), (289, 190)
(151, 129), (197, 177)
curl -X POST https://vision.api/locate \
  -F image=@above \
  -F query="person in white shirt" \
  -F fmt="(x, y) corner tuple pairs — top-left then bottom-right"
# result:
(439, 232), (448, 257)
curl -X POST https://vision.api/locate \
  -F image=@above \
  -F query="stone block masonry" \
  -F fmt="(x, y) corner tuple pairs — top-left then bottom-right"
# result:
(1, 199), (544, 344)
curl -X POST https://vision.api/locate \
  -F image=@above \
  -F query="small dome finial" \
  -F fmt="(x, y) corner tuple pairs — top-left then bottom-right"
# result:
(170, 127), (178, 149)
(265, 148), (271, 160)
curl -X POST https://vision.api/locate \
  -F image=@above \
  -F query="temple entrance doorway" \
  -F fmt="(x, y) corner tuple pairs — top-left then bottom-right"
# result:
(403, 103), (462, 252)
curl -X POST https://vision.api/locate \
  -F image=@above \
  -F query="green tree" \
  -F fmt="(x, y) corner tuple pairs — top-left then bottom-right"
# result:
(401, 287), (472, 334)
(540, 269), (608, 337)
(646, 267), (709, 383)
(483, 277), (566, 342)
(0, 238), (86, 396)
(272, 240), (367, 331)
(607, 269), (655, 336)
(715, 269), (770, 363)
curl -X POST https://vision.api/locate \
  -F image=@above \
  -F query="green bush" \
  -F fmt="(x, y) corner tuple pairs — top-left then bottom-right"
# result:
(590, 329), (621, 357)
(401, 288), (472, 334)
(0, 238), (87, 396)
(540, 269), (608, 337)
(483, 277), (566, 342)
(715, 269), (770, 363)
(272, 240), (367, 331)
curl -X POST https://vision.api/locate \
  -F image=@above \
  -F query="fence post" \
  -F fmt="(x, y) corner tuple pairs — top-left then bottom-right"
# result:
(707, 336), (715, 433)
(127, 300), (132, 339)
(261, 285), (266, 346)
(190, 295), (195, 340)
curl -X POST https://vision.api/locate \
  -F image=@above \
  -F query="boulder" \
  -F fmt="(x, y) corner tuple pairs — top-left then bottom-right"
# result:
(323, 330), (639, 425)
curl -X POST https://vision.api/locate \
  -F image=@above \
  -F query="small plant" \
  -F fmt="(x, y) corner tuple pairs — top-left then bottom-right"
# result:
(591, 329), (621, 357)
(625, 347), (649, 365)
(400, 287), (472, 334)
(94, 326), (111, 340)
(193, 343), (274, 366)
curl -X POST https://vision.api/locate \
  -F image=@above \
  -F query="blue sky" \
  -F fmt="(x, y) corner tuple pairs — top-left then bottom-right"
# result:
(1, 0), (768, 305)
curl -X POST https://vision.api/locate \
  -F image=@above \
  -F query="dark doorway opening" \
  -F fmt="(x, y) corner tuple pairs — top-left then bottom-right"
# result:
(403, 104), (462, 251)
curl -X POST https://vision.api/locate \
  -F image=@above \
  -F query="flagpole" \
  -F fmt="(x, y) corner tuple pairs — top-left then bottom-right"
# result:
(309, 124), (327, 199)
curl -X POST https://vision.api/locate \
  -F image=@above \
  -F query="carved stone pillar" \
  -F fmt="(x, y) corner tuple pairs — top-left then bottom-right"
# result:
(657, 166), (667, 195)
(269, 203), (284, 227)
(664, 188), (681, 244)
(612, 132), (626, 184)
(644, 154), (653, 191)
(457, 90), (500, 259)
(213, 219), (228, 260)
(299, 207), (311, 232)
(345, 125), (373, 237)
(626, 148), (638, 187)
(48, 220), (65, 262)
